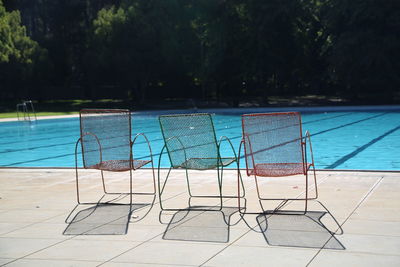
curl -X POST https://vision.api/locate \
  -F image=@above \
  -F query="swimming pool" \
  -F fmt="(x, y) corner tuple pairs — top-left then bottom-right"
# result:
(1, 107), (399, 170)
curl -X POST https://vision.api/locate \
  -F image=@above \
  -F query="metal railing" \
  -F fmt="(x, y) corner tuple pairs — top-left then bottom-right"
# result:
(16, 100), (37, 121)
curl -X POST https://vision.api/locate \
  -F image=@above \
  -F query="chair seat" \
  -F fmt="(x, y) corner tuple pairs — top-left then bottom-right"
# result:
(178, 157), (236, 170)
(249, 163), (311, 177)
(88, 159), (151, 172)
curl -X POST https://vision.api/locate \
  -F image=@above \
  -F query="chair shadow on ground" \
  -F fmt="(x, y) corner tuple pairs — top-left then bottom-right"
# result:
(162, 206), (240, 243)
(64, 194), (155, 235)
(256, 208), (345, 250)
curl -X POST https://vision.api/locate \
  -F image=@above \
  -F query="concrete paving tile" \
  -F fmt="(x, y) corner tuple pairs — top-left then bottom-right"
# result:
(32, 197), (78, 210)
(26, 239), (141, 262)
(0, 169), (399, 266)
(0, 258), (15, 266)
(203, 245), (316, 267)
(234, 219), (344, 249)
(343, 219), (400, 236)
(0, 237), (62, 258)
(309, 251), (400, 267)
(0, 209), (66, 223)
(129, 210), (169, 227)
(103, 263), (195, 267)
(111, 241), (226, 265)
(3, 223), (69, 239)
(4, 258), (102, 267)
(339, 234), (400, 255)
(362, 199), (400, 210)
(154, 224), (248, 244)
(228, 228), (266, 247)
(350, 207), (400, 221)
(42, 213), (74, 224)
(73, 224), (165, 242)
(0, 223), (32, 235)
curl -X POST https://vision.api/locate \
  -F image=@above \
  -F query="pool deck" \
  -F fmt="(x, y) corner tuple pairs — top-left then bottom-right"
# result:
(0, 168), (399, 266)
(0, 114), (79, 123)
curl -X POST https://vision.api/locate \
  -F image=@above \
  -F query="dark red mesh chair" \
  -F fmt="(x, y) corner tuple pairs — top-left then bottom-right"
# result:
(240, 112), (317, 213)
(74, 109), (156, 206)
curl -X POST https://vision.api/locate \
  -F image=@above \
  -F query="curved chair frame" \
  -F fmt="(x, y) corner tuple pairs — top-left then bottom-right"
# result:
(158, 136), (245, 212)
(157, 114), (245, 217)
(238, 112), (343, 236)
(238, 131), (317, 215)
(73, 110), (156, 208)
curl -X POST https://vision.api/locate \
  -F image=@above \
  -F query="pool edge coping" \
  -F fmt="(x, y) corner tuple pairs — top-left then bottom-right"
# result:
(0, 166), (399, 173)
(1, 104), (400, 123)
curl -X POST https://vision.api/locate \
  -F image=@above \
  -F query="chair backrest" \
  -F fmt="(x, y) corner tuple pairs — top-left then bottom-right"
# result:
(241, 112), (304, 176)
(80, 109), (131, 168)
(159, 113), (218, 169)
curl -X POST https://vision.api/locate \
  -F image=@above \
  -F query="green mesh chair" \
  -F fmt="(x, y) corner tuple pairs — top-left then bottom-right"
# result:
(73, 109), (156, 207)
(158, 113), (244, 212)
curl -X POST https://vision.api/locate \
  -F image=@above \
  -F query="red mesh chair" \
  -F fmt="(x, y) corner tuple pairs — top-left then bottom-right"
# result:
(239, 112), (317, 213)
(74, 109), (156, 206)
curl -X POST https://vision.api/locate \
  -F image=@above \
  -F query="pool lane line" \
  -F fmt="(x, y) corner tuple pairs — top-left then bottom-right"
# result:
(0, 113), (234, 141)
(0, 132), (79, 146)
(235, 112), (389, 156)
(0, 133), (131, 154)
(0, 111), (350, 145)
(0, 112), (352, 154)
(309, 112), (388, 137)
(0, 141), (77, 154)
(0, 118), (81, 140)
(0, 112), (387, 167)
(233, 112), (391, 162)
(0, 120), (156, 142)
(0, 115), (162, 141)
(0, 133), (162, 155)
(0, 112), (384, 166)
(326, 125), (400, 169)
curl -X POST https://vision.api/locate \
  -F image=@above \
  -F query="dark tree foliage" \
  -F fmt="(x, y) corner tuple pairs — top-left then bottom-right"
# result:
(0, 0), (48, 99)
(322, 0), (400, 100)
(1, 0), (399, 104)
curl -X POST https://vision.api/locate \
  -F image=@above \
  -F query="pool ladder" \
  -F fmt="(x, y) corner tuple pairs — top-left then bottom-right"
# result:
(17, 100), (37, 121)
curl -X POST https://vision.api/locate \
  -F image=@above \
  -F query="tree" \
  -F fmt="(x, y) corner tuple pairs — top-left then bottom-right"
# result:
(0, 0), (47, 99)
(244, 0), (325, 97)
(322, 0), (400, 100)
(87, 0), (196, 103)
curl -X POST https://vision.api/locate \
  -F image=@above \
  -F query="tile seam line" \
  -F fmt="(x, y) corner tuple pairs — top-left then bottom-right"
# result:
(1, 204), (138, 266)
(305, 175), (385, 267)
(0, 190), (185, 266)
(2, 172), (364, 266)
(2, 258), (103, 264)
(0, 237), (77, 267)
(198, 173), (331, 266)
(106, 260), (199, 266)
(0, 210), (70, 236)
(97, 190), (244, 266)
(225, 243), (400, 256)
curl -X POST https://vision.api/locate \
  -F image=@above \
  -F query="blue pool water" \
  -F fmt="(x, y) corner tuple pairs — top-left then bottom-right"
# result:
(1, 107), (400, 170)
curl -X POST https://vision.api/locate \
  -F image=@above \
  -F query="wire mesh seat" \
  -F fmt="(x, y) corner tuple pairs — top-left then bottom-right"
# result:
(239, 112), (317, 214)
(90, 159), (151, 172)
(158, 113), (244, 213)
(179, 157), (236, 169)
(73, 109), (156, 207)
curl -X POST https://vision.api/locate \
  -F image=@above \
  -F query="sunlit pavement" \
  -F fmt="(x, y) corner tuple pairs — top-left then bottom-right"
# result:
(0, 168), (399, 266)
